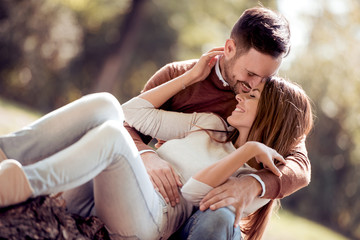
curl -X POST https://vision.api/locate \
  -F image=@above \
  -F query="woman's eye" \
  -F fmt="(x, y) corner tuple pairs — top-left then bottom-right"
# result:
(250, 94), (256, 98)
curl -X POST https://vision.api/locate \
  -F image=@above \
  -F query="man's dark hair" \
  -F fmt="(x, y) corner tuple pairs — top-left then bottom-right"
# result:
(231, 7), (291, 58)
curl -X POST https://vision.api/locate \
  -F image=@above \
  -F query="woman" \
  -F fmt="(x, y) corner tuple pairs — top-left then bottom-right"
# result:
(0, 49), (313, 240)
(179, 76), (314, 239)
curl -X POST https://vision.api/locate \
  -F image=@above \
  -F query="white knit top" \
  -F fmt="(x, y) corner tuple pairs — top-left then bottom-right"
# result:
(122, 97), (269, 232)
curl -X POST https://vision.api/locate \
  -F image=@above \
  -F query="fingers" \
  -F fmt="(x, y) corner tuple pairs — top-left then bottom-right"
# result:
(275, 152), (287, 165)
(149, 175), (159, 192)
(202, 47), (224, 59)
(234, 207), (244, 228)
(203, 50), (224, 59)
(199, 187), (227, 211)
(253, 143), (287, 177)
(171, 167), (183, 187)
(208, 198), (232, 211)
(266, 161), (282, 177)
(266, 150), (286, 177)
(154, 139), (166, 148)
(208, 46), (225, 52)
(200, 187), (221, 205)
(149, 169), (180, 206)
(151, 174), (170, 203)
(201, 51), (223, 68)
(162, 170), (181, 206)
(142, 154), (181, 206)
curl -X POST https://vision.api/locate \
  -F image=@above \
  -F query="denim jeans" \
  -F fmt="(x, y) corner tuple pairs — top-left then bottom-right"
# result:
(0, 93), (169, 239)
(171, 208), (242, 240)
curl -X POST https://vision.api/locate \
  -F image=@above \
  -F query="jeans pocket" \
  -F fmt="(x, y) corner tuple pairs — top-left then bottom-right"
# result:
(155, 189), (168, 210)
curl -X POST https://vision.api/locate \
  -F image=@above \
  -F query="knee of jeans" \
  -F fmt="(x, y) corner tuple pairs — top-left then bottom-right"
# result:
(196, 208), (235, 232)
(90, 92), (124, 121)
(98, 121), (125, 139)
(98, 121), (135, 153)
(187, 208), (237, 240)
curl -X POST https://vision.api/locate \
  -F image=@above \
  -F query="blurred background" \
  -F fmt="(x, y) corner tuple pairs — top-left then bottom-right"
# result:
(0, 0), (359, 239)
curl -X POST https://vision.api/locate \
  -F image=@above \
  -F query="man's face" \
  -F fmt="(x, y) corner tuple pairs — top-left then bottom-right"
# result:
(222, 47), (282, 94)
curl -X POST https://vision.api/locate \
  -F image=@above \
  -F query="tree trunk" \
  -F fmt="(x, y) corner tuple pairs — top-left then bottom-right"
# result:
(91, 0), (146, 93)
(0, 196), (109, 239)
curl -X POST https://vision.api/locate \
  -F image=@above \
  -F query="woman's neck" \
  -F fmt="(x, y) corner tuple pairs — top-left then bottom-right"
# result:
(234, 131), (247, 148)
(235, 130), (262, 169)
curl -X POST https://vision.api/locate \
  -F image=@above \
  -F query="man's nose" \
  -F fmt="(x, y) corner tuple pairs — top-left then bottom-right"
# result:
(248, 77), (262, 89)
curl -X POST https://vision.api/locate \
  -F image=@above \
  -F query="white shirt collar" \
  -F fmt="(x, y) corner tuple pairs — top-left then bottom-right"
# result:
(215, 56), (229, 87)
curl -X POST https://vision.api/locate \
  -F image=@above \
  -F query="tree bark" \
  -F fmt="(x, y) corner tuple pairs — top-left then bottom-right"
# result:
(0, 196), (109, 239)
(91, 0), (146, 93)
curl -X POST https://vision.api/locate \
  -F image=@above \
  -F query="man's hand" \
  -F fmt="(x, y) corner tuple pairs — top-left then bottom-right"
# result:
(141, 152), (182, 207)
(199, 176), (262, 227)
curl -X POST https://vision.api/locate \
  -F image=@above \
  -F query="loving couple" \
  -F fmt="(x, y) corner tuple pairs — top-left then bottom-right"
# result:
(0, 6), (313, 240)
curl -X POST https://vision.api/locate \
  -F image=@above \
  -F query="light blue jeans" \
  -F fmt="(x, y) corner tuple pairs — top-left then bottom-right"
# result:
(0, 93), (168, 240)
(171, 208), (242, 240)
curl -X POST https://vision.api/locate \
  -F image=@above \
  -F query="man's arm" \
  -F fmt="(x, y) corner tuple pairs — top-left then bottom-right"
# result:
(181, 141), (284, 226)
(255, 136), (310, 199)
(199, 137), (310, 225)
(124, 122), (153, 153)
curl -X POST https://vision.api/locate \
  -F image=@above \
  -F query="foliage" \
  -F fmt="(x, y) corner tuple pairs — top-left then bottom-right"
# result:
(279, 0), (360, 239)
(0, 0), (276, 110)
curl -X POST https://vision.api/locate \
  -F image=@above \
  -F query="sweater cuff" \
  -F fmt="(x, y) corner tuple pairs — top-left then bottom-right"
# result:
(248, 174), (265, 198)
(139, 149), (157, 155)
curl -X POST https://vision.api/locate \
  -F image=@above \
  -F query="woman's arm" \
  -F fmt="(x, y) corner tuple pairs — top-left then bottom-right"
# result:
(193, 141), (285, 187)
(138, 48), (223, 108)
(123, 48), (224, 141)
(181, 141), (286, 206)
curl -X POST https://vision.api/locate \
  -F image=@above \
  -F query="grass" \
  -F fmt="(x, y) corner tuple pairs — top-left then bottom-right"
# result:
(0, 97), (350, 240)
(0, 97), (41, 135)
(264, 209), (350, 240)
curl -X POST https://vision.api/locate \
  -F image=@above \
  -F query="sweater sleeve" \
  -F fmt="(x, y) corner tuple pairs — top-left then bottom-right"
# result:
(181, 177), (270, 216)
(181, 177), (214, 206)
(124, 61), (196, 152)
(256, 136), (311, 199)
(123, 97), (199, 141)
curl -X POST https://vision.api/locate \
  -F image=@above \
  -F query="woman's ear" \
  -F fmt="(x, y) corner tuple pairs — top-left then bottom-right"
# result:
(224, 39), (237, 59)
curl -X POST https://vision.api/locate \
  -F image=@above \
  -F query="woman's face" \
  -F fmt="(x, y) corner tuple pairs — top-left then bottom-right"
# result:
(227, 82), (265, 131)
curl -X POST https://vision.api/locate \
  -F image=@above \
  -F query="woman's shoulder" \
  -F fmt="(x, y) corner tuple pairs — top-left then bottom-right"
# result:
(193, 112), (229, 131)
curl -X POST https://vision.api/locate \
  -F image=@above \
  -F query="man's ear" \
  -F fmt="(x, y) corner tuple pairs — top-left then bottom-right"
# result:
(224, 39), (237, 59)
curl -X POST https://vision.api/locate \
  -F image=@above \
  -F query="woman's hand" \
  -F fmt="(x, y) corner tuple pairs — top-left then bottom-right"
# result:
(246, 141), (287, 177)
(185, 47), (224, 86)
(137, 47), (224, 108)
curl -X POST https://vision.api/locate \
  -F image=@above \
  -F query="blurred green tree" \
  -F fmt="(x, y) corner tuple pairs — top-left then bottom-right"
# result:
(0, 0), (276, 109)
(279, 0), (360, 238)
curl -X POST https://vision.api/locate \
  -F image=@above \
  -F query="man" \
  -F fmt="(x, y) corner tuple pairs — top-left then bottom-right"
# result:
(125, 6), (310, 239)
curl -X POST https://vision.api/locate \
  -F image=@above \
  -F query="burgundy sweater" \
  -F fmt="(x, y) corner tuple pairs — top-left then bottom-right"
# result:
(125, 59), (311, 199)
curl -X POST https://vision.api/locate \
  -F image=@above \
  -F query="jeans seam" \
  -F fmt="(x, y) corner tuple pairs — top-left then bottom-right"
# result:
(119, 153), (164, 237)
(187, 214), (199, 240)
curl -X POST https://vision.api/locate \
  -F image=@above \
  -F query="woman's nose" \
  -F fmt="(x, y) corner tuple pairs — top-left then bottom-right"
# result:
(235, 94), (244, 102)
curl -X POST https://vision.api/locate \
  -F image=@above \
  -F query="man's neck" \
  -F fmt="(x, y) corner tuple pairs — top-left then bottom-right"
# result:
(219, 55), (225, 80)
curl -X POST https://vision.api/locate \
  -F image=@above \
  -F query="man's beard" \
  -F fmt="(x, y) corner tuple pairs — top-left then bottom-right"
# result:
(222, 57), (238, 93)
